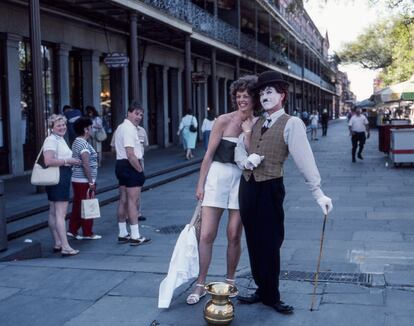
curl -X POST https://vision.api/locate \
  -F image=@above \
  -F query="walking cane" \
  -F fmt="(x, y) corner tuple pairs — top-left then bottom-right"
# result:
(310, 209), (328, 311)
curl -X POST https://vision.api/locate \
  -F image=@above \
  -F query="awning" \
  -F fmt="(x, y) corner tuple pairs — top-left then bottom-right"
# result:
(374, 74), (414, 104)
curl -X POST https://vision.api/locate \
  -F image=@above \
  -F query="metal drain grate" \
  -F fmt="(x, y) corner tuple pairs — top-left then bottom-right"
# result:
(280, 270), (372, 285)
(158, 224), (186, 234)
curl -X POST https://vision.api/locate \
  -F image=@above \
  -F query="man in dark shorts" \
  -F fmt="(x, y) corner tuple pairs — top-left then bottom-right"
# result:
(114, 101), (151, 246)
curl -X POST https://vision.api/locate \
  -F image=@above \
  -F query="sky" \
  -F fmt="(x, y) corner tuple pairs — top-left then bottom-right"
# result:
(304, 1), (385, 101)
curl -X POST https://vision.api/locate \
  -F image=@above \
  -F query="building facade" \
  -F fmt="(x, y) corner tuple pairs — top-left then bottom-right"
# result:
(0, 0), (344, 177)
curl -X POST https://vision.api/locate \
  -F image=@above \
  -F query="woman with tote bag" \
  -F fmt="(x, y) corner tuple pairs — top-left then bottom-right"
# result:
(68, 117), (101, 240)
(42, 114), (81, 256)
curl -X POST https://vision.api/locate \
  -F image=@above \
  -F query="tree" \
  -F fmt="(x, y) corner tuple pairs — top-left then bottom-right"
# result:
(337, 15), (414, 85)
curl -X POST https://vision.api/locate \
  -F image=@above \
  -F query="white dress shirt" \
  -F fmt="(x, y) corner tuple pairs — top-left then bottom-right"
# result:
(349, 114), (368, 132)
(114, 119), (143, 160)
(235, 109), (325, 200)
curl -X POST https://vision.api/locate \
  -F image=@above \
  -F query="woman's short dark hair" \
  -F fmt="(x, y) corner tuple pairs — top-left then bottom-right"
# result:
(73, 117), (93, 136)
(229, 75), (258, 111)
(85, 105), (99, 118)
(207, 110), (216, 121)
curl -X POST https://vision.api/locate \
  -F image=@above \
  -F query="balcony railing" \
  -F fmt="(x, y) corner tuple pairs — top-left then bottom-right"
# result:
(141, 0), (335, 92)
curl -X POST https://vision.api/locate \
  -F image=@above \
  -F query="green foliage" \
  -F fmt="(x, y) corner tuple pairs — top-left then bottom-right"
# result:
(337, 15), (414, 85)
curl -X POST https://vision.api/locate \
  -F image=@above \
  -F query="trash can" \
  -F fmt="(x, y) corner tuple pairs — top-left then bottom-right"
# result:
(0, 180), (6, 252)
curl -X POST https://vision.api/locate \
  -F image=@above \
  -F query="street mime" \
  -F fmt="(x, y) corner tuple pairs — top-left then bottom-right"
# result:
(235, 71), (333, 314)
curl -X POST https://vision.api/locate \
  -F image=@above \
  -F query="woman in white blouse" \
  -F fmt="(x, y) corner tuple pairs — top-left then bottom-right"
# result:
(177, 109), (198, 160)
(201, 110), (216, 151)
(43, 114), (81, 256)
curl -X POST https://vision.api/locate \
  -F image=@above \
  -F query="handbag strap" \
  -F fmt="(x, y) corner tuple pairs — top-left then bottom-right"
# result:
(189, 201), (202, 227)
(34, 144), (45, 164)
(86, 189), (95, 199)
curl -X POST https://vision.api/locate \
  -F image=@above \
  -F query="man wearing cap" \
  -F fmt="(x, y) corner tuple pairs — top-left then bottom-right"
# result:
(235, 71), (333, 314)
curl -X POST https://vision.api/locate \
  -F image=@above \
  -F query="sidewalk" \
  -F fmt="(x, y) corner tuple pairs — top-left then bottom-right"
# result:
(3, 145), (205, 221)
(1, 120), (414, 326)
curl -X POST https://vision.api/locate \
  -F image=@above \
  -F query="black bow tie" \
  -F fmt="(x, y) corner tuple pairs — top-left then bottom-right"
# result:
(261, 118), (272, 135)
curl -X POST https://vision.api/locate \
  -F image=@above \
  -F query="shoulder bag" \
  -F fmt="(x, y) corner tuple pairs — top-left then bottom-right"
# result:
(30, 145), (60, 186)
(189, 116), (197, 133)
(94, 128), (107, 142)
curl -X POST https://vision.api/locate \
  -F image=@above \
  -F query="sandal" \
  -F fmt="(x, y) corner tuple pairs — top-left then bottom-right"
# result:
(225, 278), (238, 298)
(186, 284), (207, 305)
(61, 249), (80, 257)
(52, 246), (62, 253)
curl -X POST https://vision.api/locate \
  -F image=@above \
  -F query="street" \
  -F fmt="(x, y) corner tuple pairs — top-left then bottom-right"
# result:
(1, 119), (414, 326)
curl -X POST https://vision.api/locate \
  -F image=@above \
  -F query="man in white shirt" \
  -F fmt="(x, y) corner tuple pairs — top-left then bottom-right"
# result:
(235, 71), (333, 314)
(348, 108), (370, 162)
(114, 101), (150, 246)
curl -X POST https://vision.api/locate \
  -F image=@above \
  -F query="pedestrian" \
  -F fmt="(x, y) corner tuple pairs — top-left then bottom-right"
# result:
(68, 117), (102, 240)
(201, 109), (216, 151)
(137, 123), (149, 222)
(235, 71), (333, 314)
(186, 75), (260, 305)
(349, 107), (370, 162)
(301, 110), (309, 126)
(42, 114), (81, 256)
(321, 109), (329, 136)
(177, 109), (198, 160)
(114, 101), (151, 246)
(86, 105), (105, 167)
(309, 110), (319, 141)
(63, 105), (82, 146)
(110, 124), (148, 222)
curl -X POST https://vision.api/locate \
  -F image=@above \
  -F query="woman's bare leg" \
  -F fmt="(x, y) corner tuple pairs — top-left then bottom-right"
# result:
(191, 206), (224, 296)
(54, 201), (75, 251)
(226, 209), (243, 281)
(48, 202), (61, 248)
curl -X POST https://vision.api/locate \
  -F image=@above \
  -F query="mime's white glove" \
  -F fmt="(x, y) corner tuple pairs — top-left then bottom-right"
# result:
(245, 154), (265, 170)
(316, 195), (333, 215)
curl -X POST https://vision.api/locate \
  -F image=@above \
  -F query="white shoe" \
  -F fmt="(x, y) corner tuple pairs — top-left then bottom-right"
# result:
(186, 284), (206, 305)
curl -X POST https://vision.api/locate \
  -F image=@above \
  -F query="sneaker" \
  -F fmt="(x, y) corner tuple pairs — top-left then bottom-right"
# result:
(118, 234), (131, 243)
(129, 237), (151, 246)
(138, 216), (146, 221)
(82, 234), (102, 240)
(67, 232), (77, 239)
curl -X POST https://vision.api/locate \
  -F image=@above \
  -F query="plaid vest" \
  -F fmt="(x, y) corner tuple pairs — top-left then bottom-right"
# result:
(243, 114), (291, 182)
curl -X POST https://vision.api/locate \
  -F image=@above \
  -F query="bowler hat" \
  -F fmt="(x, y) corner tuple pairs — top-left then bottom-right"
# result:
(255, 71), (289, 90)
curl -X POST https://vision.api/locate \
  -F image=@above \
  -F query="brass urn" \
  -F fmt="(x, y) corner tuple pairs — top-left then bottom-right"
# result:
(203, 282), (238, 325)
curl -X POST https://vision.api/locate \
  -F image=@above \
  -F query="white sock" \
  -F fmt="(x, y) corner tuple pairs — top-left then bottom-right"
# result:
(118, 222), (128, 237)
(130, 224), (141, 240)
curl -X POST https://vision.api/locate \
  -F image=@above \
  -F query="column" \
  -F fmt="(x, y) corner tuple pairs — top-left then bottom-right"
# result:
(130, 12), (140, 102)
(29, 0), (45, 152)
(141, 62), (149, 131)
(223, 78), (228, 113)
(177, 68), (183, 121)
(170, 68), (180, 145)
(162, 66), (170, 147)
(56, 43), (71, 110)
(211, 48), (218, 115)
(5, 33), (24, 175)
(235, 57), (240, 80)
(185, 35), (192, 111)
(81, 51), (101, 110)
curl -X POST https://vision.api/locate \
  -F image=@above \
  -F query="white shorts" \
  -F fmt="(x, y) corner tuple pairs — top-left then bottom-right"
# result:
(202, 161), (242, 210)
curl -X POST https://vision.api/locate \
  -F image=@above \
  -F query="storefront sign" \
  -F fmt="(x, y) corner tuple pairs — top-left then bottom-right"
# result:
(192, 71), (207, 83)
(104, 53), (129, 68)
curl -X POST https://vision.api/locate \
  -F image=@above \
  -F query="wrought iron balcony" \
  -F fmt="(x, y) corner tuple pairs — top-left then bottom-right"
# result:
(141, 0), (335, 92)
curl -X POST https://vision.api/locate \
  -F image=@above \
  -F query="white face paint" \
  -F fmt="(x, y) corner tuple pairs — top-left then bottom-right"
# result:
(259, 86), (282, 111)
